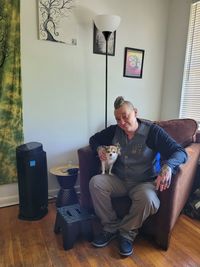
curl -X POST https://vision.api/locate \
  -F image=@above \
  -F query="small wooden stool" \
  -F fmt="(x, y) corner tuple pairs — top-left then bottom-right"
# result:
(54, 204), (96, 250)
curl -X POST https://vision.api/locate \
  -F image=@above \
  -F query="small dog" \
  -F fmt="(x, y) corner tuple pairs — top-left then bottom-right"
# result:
(101, 144), (121, 175)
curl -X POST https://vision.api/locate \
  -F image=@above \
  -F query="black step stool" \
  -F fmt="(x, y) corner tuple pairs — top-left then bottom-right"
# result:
(54, 204), (96, 250)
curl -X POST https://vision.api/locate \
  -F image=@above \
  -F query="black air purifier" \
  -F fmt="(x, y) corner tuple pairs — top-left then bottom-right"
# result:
(16, 142), (48, 220)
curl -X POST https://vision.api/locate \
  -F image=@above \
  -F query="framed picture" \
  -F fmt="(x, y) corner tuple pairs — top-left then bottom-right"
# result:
(123, 47), (145, 78)
(93, 24), (116, 56)
(38, 0), (78, 46)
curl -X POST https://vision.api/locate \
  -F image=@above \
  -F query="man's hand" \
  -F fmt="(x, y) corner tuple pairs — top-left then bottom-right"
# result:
(97, 146), (107, 161)
(156, 164), (172, 191)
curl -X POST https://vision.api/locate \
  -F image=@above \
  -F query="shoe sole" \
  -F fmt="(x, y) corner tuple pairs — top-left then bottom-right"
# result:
(91, 234), (117, 248)
(119, 248), (133, 256)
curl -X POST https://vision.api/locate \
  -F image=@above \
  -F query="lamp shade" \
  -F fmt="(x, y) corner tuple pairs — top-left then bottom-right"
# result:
(94, 15), (121, 32)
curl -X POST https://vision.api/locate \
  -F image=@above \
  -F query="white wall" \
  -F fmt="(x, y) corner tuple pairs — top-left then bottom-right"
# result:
(160, 0), (191, 119)
(0, 0), (192, 206)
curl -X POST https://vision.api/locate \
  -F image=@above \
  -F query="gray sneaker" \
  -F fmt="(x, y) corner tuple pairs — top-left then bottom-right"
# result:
(92, 231), (117, 247)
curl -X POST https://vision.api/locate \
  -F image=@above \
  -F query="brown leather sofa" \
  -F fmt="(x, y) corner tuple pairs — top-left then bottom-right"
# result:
(77, 119), (200, 250)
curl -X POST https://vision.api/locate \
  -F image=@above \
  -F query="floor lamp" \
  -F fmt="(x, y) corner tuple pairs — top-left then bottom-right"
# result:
(94, 15), (121, 128)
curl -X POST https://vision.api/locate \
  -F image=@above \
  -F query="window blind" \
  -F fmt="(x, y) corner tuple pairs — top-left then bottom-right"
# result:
(179, 1), (200, 124)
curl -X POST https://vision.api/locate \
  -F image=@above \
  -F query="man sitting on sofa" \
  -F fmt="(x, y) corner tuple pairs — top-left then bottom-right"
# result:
(89, 96), (187, 256)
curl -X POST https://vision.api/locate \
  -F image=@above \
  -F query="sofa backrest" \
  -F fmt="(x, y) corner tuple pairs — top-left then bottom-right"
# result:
(155, 118), (198, 147)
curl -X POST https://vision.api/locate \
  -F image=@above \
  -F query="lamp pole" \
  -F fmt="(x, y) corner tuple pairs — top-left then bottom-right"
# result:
(102, 31), (112, 129)
(94, 14), (121, 129)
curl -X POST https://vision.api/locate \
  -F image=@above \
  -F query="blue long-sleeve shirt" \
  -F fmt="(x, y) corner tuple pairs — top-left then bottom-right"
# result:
(89, 119), (187, 182)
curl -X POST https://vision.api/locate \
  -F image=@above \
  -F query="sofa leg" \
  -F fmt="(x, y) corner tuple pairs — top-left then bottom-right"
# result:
(155, 233), (170, 251)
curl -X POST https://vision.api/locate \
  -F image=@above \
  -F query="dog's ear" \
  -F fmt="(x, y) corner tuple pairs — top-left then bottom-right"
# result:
(117, 147), (121, 155)
(115, 143), (121, 155)
(103, 145), (109, 152)
(115, 143), (121, 149)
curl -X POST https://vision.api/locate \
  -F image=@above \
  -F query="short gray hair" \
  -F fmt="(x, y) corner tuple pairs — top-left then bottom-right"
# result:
(114, 96), (134, 110)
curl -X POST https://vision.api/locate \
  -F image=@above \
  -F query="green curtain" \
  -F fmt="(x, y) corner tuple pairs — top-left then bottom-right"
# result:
(0, 0), (23, 185)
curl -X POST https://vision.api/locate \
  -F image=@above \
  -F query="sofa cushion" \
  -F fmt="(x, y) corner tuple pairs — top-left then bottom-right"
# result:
(155, 118), (198, 147)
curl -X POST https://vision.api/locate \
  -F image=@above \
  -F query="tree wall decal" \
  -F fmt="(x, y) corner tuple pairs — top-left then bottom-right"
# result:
(38, 0), (77, 45)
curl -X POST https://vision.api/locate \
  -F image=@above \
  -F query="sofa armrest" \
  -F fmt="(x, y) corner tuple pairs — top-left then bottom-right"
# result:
(195, 130), (200, 143)
(78, 146), (100, 210)
(144, 143), (200, 249)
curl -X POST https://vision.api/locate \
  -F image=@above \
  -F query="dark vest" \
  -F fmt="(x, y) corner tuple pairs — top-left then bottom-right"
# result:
(112, 120), (157, 184)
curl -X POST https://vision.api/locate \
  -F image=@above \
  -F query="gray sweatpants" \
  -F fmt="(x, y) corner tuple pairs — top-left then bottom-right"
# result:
(89, 174), (160, 241)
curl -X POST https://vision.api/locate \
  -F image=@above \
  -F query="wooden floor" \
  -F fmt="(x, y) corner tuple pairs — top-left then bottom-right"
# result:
(0, 201), (200, 267)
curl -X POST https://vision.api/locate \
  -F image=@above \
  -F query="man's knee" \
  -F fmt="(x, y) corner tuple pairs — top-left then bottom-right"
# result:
(89, 174), (110, 192)
(150, 194), (160, 214)
(143, 190), (160, 214)
(130, 189), (160, 214)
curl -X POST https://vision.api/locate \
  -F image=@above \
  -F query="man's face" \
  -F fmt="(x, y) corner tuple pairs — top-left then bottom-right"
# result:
(114, 104), (137, 132)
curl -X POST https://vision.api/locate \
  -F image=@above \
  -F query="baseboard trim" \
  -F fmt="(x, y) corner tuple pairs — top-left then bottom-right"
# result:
(0, 195), (19, 208)
(0, 186), (80, 208)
